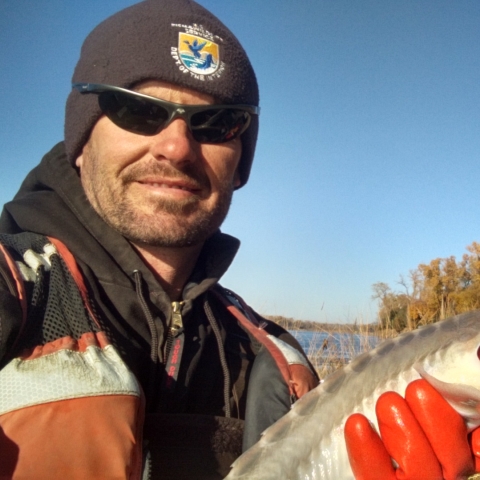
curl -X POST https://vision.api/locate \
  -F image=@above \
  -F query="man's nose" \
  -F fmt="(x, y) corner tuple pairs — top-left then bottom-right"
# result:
(149, 118), (199, 164)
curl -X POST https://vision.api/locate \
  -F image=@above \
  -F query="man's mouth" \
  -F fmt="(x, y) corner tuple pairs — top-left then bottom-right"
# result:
(136, 178), (203, 195)
(122, 162), (209, 197)
(143, 182), (193, 190)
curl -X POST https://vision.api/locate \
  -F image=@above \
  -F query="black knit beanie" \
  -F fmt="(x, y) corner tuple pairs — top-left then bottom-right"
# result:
(65, 0), (259, 188)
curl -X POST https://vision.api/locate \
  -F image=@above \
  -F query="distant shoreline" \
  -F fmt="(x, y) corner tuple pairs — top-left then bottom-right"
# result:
(266, 315), (381, 334)
(269, 316), (398, 377)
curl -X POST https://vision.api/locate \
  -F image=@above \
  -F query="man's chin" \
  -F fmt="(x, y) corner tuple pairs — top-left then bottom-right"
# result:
(130, 192), (202, 216)
(96, 187), (233, 247)
(124, 230), (211, 249)
(112, 214), (219, 248)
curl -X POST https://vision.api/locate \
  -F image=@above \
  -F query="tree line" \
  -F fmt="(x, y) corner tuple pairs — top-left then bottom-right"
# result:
(373, 241), (480, 332)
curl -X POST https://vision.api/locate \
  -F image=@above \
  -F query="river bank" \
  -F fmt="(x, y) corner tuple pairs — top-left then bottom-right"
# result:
(266, 315), (400, 378)
(266, 315), (381, 333)
(289, 329), (383, 378)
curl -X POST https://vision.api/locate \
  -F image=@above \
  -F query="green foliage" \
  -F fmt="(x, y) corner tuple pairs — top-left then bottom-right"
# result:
(373, 242), (480, 331)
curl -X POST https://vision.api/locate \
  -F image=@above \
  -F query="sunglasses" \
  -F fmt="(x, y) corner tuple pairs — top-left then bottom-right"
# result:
(73, 83), (259, 144)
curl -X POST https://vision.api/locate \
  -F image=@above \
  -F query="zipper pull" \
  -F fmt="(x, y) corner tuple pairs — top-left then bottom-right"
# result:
(171, 301), (184, 337)
(162, 302), (186, 395)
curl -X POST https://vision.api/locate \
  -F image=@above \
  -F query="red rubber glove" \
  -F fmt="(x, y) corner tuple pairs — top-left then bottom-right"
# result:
(344, 379), (477, 480)
(471, 428), (480, 472)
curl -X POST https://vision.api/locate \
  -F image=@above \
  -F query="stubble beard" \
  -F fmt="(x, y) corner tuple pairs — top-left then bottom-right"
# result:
(80, 146), (235, 248)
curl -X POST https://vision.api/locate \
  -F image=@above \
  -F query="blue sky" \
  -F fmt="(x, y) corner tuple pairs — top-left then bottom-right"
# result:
(1, 1), (479, 323)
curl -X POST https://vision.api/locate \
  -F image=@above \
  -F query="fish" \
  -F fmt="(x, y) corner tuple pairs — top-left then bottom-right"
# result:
(225, 310), (480, 479)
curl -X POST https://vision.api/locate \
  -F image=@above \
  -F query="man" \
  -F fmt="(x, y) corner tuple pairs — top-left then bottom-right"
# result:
(0, 1), (317, 478)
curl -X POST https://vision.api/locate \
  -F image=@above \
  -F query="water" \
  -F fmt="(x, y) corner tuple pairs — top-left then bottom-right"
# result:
(290, 330), (381, 361)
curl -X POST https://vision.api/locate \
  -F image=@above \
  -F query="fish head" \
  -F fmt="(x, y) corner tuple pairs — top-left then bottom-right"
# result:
(416, 331), (480, 430)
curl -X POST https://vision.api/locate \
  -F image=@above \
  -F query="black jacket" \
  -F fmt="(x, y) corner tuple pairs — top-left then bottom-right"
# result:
(0, 142), (311, 478)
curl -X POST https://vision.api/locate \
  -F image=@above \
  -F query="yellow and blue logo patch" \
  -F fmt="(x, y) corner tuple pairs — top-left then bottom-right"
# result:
(178, 33), (219, 76)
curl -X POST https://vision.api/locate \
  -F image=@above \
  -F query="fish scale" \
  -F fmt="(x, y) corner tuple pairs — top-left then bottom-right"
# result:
(226, 310), (480, 479)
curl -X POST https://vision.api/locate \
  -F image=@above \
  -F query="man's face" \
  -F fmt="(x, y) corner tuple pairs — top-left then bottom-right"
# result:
(76, 80), (242, 248)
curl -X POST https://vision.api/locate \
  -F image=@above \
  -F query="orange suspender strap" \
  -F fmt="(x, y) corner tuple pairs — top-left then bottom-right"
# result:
(212, 287), (298, 398)
(47, 237), (102, 331)
(0, 244), (28, 354)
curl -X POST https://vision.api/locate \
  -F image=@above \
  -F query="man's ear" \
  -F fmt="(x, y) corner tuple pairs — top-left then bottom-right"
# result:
(233, 169), (241, 188)
(75, 154), (84, 169)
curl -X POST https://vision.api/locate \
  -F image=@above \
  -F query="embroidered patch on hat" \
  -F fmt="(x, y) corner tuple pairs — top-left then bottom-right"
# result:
(179, 32), (219, 74)
(171, 24), (225, 81)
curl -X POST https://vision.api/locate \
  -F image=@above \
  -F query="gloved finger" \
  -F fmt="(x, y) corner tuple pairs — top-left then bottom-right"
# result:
(470, 427), (480, 472)
(405, 379), (473, 480)
(345, 413), (396, 480)
(376, 391), (443, 480)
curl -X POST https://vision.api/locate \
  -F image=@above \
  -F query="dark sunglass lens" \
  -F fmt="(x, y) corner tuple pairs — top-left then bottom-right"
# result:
(98, 92), (169, 135)
(190, 108), (250, 143)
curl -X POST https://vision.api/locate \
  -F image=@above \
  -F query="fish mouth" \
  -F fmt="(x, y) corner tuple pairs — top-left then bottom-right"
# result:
(415, 364), (480, 431)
